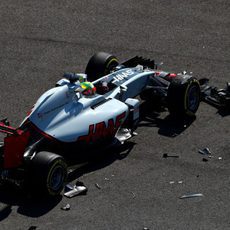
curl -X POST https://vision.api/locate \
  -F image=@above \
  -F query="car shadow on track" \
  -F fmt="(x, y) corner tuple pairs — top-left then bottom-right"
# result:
(0, 184), (62, 219)
(0, 141), (135, 220)
(216, 107), (230, 117)
(67, 141), (135, 182)
(139, 101), (196, 137)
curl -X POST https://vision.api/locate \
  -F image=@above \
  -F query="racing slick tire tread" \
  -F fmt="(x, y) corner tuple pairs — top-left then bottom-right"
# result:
(29, 151), (67, 196)
(85, 52), (119, 81)
(167, 77), (201, 117)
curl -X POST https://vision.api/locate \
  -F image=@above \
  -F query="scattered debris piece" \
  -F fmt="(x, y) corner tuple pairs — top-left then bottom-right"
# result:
(132, 131), (138, 136)
(131, 192), (136, 198)
(218, 157), (223, 160)
(170, 181), (183, 184)
(198, 147), (211, 155)
(180, 193), (204, 199)
(61, 203), (71, 211)
(163, 153), (179, 158)
(143, 228), (149, 230)
(64, 181), (87, 198)
(199, 148), (212, 162)
(104, 178), (110, 181)
(95, 183), (101, 189)
(64, 183), (74, 192)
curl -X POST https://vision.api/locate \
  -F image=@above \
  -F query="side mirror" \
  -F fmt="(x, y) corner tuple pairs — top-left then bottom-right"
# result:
(75, 92), (81, 99)
(75, 87), (82, 93)
(74, 87), (84, 99)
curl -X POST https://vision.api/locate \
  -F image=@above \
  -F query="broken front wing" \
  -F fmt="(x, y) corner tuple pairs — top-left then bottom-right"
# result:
(200, 79), (230, 109)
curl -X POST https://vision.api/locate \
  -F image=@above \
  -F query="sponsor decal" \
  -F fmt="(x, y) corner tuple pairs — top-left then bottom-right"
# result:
(78, 112), (126, 143)
(112, 69), (134, 83)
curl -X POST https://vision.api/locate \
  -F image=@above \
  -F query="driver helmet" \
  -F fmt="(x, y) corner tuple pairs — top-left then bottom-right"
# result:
(78, 74), (87, 83)
(80, 82), (96, 96)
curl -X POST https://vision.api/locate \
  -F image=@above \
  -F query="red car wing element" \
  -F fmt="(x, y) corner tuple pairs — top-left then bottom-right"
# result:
(4, 130), (30, 169)
(0, 122), (30, 169)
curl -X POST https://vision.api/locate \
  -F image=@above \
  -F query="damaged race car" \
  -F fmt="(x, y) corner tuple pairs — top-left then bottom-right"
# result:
(0, 52), (201, 196)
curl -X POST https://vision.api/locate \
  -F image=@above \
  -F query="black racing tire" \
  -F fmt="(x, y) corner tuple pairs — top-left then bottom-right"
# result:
(85, 52), (119, 81)
(29, 151), (67, 196)
(167, 76), (201, 117)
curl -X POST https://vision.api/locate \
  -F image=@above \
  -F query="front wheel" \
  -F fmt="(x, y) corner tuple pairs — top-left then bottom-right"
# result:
(29, 151), (67, 196)
(167, 77), (201, 117)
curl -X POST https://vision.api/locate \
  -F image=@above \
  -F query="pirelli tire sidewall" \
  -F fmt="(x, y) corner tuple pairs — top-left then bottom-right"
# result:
(85, 52), (119, 81)
(167, 77), (201, 117)
(29, 151), (67, 196)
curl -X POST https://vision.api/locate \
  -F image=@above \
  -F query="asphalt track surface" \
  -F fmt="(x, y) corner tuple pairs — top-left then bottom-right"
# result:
(0, 0), (229, 229)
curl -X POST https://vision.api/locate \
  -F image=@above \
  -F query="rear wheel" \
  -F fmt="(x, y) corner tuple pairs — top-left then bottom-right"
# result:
(167, 77), (200, 117)
(85, 52), (119, 81)
(29, 151), (67, 196)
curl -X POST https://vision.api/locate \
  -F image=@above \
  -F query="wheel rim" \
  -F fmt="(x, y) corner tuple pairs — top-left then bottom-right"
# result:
(105, 58), (118, 74)
(49, 165), (65, 191)
(187, 84), (200, 112)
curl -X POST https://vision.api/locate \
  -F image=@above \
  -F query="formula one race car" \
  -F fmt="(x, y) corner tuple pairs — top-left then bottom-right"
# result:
(0, 52), (201, 196)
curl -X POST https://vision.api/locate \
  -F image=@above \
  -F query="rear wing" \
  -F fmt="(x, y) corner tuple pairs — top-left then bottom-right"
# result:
(122, 56), (156, 69)
(0, 118), (30, 168)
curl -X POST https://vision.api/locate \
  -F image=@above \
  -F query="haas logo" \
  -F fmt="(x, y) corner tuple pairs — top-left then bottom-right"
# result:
(112, 69), (134, 83)
(78, 112), (126, 143)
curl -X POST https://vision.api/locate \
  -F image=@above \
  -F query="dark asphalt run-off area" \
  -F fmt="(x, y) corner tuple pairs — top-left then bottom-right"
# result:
(0, 1), (229, 229)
